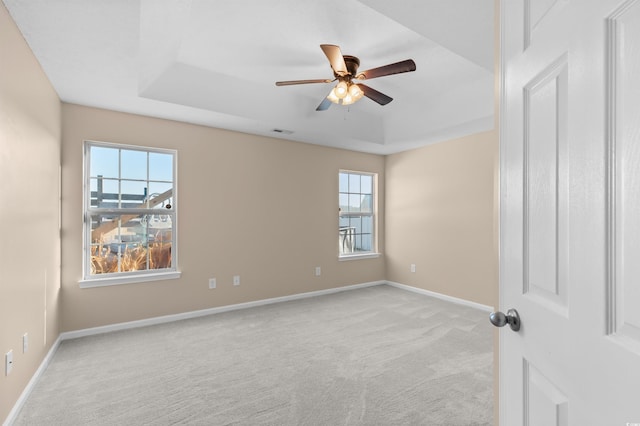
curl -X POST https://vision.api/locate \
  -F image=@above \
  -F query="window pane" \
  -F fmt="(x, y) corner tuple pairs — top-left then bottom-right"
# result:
(149, 152), (173, 182)
(360, 194), (372, 213)
(353, 234), (362, 252)
(86, 142), (177, 281)
(120, 180), (147, 207)
(339, 193), (349, 213)
(338, 225), (355, 255)
(361, 234), (372, 251)
(148, 182), (174, 209)
(349, 194), (361, 212)
(102, 179), (120, 208)
(121, 149), (147, 180)
(101, 178), (119, 195)
(90, 146), (119, 179)
(144, 213), (173, 239)
(89, 178), (99, 208)
(349, 174), (360, 193)
(89, 212), (172, 275)
(362, 215), (373, 233)
(339, 172), (348, 193)
(90, 178), (120, 208)
(144, 213), (173, 272)
(338, 171), (376, 256)
(361, 175), (372, 194)
(349, 216), (362, 233)
(337, 214), (373, 254)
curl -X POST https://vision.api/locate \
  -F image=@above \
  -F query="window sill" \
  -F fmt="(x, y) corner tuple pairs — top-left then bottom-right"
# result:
(339, 253), (381, 261)
(79, 271), (181, 288)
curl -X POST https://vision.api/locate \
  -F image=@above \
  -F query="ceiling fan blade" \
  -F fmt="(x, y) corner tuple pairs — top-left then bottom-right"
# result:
(358, 84), (393, 105)
(356, 59), (416, 80)
(320, 44), (348, 76)
(316, 96), (332, 111)
(276, 79), (332, 86)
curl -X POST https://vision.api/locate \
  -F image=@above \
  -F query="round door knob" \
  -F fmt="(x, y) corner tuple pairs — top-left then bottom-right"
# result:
(489, 308), (521, 331)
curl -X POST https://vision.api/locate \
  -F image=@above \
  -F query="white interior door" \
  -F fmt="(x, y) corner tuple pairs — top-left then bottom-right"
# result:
(499, 0), (640, 424)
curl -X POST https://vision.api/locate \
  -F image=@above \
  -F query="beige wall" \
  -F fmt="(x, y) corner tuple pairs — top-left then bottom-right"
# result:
(2, 2), (499, 421)
(60, 104), (386, 331)
(0, 2), (62, 422)
(385, 127), (499, 424)
(385, 0), (500, 316)
(385, 130), (498, 308)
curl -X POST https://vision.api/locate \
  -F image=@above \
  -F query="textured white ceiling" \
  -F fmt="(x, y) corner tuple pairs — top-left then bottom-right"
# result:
(3, 0), (494, 154)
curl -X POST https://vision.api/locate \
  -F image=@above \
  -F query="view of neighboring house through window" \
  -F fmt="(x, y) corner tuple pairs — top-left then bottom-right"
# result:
(339, 170), (375, 256)
(83, 141), (177, 283)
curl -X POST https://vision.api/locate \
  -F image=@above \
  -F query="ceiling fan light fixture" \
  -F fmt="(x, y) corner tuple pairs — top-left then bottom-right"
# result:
(334, 81), (349, 99)
(349, 83), (364, 101)
(276, 44), (416, 111)
(328, 82), (364, 106)
(327, 88), (341, 104)
(342, 93), (355, 105)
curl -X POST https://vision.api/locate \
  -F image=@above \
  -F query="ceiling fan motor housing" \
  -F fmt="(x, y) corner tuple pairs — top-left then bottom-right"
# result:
(275, 44), (416, 110)
(340, 55), (360, 78)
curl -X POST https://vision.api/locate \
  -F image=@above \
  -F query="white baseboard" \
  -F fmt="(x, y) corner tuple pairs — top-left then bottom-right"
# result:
(4, 279), (489, 425)
(60, 280), (386, 341)
(55, 281), (491, 342)
(4, 280), (384, 425)
(385, 281), (495, 312)
(3, 335), (62, 426)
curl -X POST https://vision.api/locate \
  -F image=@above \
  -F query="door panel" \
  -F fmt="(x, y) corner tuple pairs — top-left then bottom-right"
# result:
(524, 360), (568, 426)
(500, 0), (640, 424)
(609, 0), (640, 352)
(524, 0), (568, 49)
(523, 55), (569, 315)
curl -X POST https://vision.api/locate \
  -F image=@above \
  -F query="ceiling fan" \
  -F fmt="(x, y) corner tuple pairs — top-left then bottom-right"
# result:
(275, 44), (416, 111)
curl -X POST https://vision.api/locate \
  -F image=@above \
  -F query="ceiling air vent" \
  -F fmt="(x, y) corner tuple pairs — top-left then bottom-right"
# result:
(272, 128), (293, 135)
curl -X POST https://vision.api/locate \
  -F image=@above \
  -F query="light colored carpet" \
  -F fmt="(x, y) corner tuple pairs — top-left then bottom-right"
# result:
(13, 285), (493, 425)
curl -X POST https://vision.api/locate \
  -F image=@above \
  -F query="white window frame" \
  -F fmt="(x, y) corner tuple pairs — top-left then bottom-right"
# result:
(80, 140), (180, 287)
(338, 170), (379, 260)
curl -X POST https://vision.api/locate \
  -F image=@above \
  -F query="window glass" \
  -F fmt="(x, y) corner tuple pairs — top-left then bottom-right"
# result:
(121, 149), (147, 180)
(84, 141), (177, 282)
(349, 194), (362, 212)
(361, 175), (372, 194)
(149, 152), (174, 181)
(90, 146), (118, 179)
(339, 171), (376, 256)
(339, 171), (349, 193)
(349, 174), (361, 193)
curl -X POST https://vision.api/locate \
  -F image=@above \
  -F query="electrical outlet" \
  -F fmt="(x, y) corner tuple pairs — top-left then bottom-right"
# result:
(410, 263), (416, 273)
(208, 278), (216, 289)
(23, 333), (28, 353)
(315, 267), (321, 277)
(233, 275), (240, 286)
(5, 350), (13, 376)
